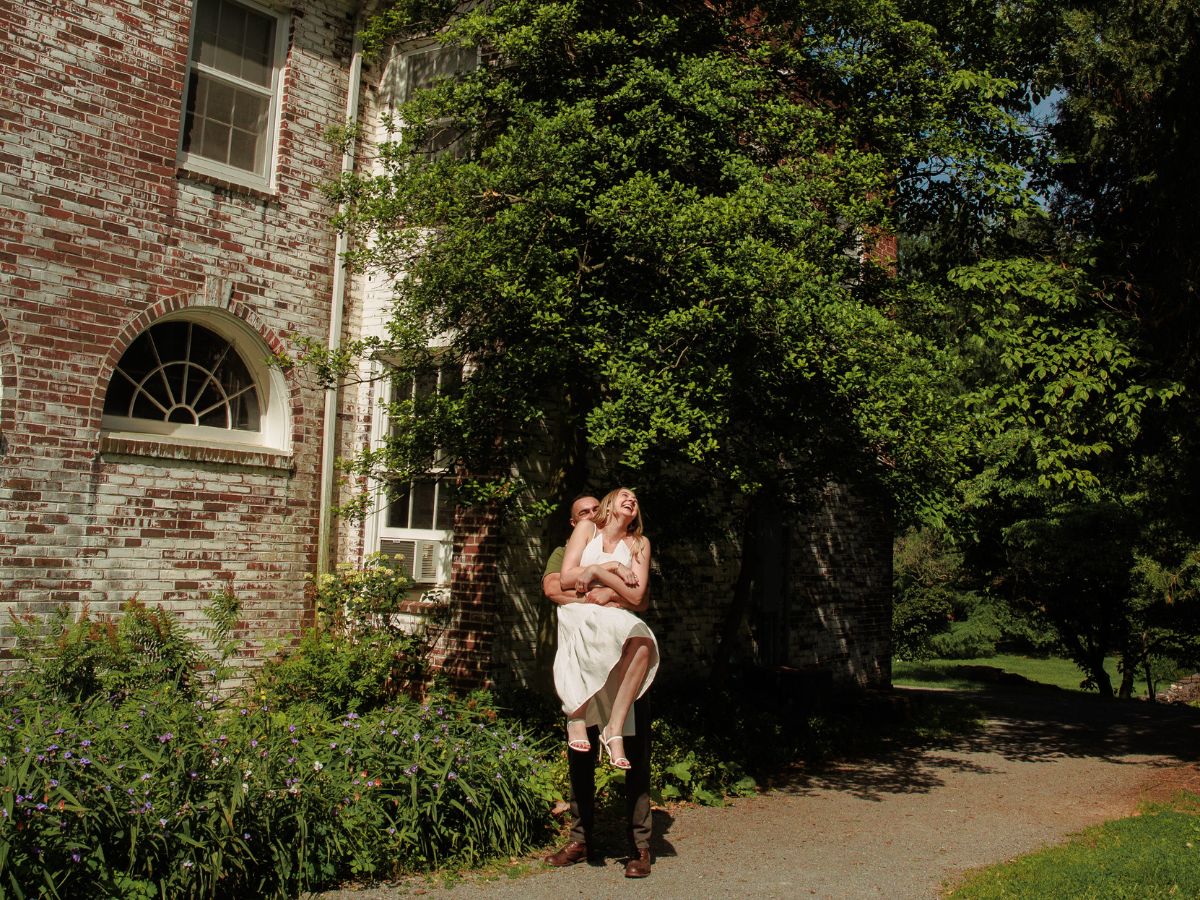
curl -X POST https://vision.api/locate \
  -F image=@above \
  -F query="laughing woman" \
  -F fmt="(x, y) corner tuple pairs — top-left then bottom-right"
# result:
(554, 486), (659, 769)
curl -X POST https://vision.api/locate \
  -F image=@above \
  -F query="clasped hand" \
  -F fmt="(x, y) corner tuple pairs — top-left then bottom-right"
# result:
(578, 586), (621, 606)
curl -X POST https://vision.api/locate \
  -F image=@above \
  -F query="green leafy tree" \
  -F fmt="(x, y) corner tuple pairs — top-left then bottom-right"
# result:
(883, 0), (1200, 695)
(314, 0), (1045, 625)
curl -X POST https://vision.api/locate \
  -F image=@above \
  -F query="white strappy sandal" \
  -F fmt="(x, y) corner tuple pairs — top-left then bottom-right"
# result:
(566, 717), (591, 753)
(599, 727), (632, 770)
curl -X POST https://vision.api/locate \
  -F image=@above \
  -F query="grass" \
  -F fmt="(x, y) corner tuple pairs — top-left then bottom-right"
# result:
(893, 654), (1153, 697)
(944, 792), (1200, 899)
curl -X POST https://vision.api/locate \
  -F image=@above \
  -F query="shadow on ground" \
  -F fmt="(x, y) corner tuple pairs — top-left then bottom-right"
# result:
(769, 686), (1200, 803)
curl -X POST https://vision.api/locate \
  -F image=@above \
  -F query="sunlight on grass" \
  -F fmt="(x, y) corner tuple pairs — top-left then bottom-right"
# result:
(944, 793), (1200, 899)
(893, 654), (1152, 697)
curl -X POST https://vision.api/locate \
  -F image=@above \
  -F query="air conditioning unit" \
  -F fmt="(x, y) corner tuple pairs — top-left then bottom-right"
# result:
(380, 538), (448, 584)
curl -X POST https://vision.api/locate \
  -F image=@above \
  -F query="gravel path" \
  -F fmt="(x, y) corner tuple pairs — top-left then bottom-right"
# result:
(313, 687), (1200, 900)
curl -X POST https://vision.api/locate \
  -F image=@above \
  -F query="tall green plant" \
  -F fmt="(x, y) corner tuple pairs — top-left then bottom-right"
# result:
(0, 690), (554, 898)
(6, 592), (240, 704)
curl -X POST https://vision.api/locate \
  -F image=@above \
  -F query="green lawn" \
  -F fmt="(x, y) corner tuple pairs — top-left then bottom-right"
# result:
(945, 794), (1200, 898)
(893, 654), (1153, 698)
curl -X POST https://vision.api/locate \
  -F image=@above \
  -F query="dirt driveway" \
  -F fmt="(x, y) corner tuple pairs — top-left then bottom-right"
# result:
(315, 686), (1200, 899)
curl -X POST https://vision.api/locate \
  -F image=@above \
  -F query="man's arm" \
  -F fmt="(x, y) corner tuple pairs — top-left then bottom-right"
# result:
(543, 571), (584, 606)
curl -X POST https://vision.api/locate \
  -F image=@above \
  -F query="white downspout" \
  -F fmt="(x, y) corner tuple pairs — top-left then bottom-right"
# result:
(317, 13), (365, 575)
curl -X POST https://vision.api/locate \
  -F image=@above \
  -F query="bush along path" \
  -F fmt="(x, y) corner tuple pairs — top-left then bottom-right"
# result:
(324, 687), (1200, 900)
(0, 591), (561, 899)
(0, 692), (557, 898)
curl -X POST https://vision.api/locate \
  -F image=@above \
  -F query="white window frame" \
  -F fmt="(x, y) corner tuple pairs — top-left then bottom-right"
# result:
(379, 39), (479, 157)
(101, 310), (290, 453)
(176, 0), (290, 192)
(365, 363), (459, 586)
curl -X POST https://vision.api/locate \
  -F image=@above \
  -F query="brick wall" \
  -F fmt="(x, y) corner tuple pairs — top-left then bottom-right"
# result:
(437, 500), (501, 689)
(0, 0), (360, 661)
(495, 481), (893, 695)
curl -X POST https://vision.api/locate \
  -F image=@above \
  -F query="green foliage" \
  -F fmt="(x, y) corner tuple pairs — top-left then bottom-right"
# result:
(255, 627), (435, 716)
(951, 258), (1174, 493)
(650, 718), (757, 807)
(0, 690), (554, 898)
(0, 592), (555, 896)
(892, 527), (969, 659)
(930, 618), (1001, 660)
(1048, 0), (1200, 365)
(256, 556), (447, 715)
(310, 554), (420, 625)
(325, 0), (1041, 527)
(6, 593), (239, 704)
(947, 793), (1200, 899)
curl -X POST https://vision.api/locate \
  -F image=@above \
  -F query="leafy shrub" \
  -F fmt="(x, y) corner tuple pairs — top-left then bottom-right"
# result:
(929, 617), (1001, 659)
(0, 590), (555, 897)
(6, 592), (239, 704)
(256, 556), (446, 715)
(255, 627), (434, 715)
(0, 690), (555, 898)
(892, 528), (966, 660)
(309, 555), (422, 627)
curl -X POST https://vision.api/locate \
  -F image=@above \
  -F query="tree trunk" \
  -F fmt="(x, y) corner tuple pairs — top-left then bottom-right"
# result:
(1090, 651), (1115, 699)
(711, 494), (762, 682)
(1117, 657), (1135, 699)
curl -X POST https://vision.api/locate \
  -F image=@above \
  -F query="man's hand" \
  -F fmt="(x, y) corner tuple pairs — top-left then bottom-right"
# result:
(585, 586), (621, 607)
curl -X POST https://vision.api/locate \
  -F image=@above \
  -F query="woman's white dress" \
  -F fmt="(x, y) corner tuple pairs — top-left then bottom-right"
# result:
(553, 527), (660, 736)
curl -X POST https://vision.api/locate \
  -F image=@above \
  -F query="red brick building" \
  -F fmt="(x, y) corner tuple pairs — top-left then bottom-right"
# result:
(0, 0), (892, 689)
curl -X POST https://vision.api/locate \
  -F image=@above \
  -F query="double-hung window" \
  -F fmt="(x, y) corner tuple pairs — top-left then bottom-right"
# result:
(383, 41), (478, 158)
(374, 362), (462, 585)
(179, 0), (289, 190)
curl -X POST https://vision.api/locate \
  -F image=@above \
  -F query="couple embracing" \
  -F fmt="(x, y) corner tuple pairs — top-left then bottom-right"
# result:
(541, 487), (659, 878)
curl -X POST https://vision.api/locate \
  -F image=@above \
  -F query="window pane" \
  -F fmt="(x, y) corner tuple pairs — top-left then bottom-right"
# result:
(214, 3), (246, 77)
(434, 480), (454, 530)
(414, 365), (438, 401)
(403, 45), (476, 101)
(199, 119), (230, 164)
(187, 72), (269, 172)
(411, 480), (436, 530)
(104, 321), (262, 432)
(228, 128), (261, 172)
(386, 483), (412, 529)
(440, 363), (462, 396)
(241, 14), (274, 85)
(192, 0), (220, 67)
(230, 91), (267, 131)
(192, 0), (276, 88)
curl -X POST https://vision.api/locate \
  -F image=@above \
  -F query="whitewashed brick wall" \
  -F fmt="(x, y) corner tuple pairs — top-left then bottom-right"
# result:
(0, 0), (361, 662)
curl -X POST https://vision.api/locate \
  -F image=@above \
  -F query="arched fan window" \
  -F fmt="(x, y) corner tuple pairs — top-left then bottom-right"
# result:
(102, 316), (287, 450)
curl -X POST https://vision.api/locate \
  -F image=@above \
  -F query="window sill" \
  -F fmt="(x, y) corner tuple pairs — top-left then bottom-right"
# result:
(175, 167), (280, 205)
(99, 432), (294, 471)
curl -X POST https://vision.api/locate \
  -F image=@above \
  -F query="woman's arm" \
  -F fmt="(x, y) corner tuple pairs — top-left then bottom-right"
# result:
(557, 519), (596, 590)
(585, 537), (652, 612)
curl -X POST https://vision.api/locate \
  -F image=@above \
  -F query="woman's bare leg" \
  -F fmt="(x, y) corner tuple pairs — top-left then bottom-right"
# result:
(601, 638), (653, 763)
(566, 702), (590, 751)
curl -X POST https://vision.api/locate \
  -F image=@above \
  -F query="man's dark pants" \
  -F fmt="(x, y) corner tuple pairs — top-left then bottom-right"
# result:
(567, 696), (651, 854)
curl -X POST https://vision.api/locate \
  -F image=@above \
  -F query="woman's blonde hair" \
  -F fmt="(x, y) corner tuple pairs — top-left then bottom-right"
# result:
(592, 487), (646, 559)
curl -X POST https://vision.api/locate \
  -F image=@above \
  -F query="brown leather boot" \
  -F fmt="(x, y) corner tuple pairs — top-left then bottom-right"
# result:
(624, 848), (651, 878)
(544, 840), (589, 867)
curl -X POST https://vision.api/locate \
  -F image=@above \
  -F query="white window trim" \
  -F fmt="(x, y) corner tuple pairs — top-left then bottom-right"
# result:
(364, 363), (455, 585)
(176, 0), (291, 193)
(100, 309), (291, 454)
(380, 39), (479, 148)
